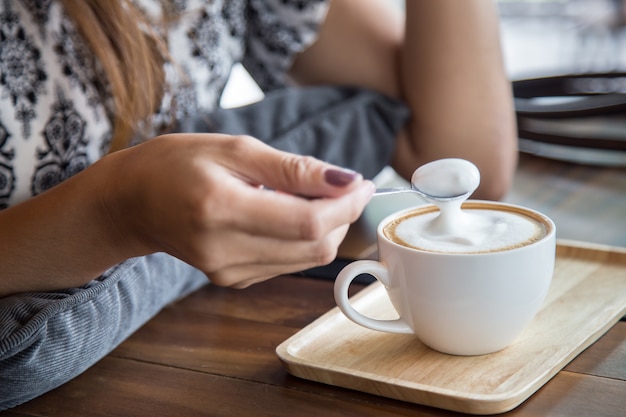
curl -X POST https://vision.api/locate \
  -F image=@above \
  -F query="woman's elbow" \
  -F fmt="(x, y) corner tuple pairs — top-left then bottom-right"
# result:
(473, 133), (518, 201)
(474, 164), (515, 201)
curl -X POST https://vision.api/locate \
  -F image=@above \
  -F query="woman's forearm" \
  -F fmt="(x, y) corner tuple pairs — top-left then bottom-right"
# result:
(395, 1), (518, 200)
(0, 157), (142, 297)
(290, 0), (517, 199)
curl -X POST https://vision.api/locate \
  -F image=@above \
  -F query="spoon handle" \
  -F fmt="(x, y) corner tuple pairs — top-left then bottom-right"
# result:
(374, 187), (416, 196)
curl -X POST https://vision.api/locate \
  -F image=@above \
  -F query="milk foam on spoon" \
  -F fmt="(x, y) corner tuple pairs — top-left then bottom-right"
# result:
(403, 158), (533, 253)
(410, 158), (480, 200)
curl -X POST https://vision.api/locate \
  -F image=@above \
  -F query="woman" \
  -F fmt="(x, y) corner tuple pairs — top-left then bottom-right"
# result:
(0, 0), (516, 408)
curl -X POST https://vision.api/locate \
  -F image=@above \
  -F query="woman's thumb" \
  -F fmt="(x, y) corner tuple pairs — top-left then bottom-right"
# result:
(275, 153), (365, 198)
(230, 136), (367, 198)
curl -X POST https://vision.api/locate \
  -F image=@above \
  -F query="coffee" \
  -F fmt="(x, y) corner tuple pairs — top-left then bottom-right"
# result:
(383, 202), (549, 254)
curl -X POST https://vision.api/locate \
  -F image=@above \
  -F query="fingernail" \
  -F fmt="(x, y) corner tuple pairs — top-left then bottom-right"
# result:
(324, 168), (360, 187)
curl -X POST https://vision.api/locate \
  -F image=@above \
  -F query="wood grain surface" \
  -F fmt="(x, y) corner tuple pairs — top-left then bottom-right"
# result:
(3, 272), (624, 416)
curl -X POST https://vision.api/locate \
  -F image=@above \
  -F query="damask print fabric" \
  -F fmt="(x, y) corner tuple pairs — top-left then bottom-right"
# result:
(0, 0), (329, 208)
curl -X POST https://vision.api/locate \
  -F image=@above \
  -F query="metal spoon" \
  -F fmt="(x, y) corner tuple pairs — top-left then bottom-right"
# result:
(374, 185), (471, 201)
(374, 158), (480, 202)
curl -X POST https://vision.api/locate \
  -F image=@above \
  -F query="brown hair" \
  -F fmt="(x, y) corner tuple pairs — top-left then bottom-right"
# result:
(59, 0), (167, 152)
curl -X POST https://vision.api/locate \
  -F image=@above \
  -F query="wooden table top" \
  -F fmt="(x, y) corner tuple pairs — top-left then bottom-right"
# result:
(3, 154), (625, 416)
(4, 276), (625, 417)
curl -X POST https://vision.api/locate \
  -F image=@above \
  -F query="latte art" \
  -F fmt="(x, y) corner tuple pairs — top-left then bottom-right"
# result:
(384, 203), (548, 254)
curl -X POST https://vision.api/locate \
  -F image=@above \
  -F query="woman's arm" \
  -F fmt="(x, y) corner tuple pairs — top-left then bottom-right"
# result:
(0, 134), (374, 297)
(290, 0), (517, 200)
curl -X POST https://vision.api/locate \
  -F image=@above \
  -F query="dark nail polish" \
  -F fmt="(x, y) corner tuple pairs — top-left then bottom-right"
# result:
(325, 168), (359, 187)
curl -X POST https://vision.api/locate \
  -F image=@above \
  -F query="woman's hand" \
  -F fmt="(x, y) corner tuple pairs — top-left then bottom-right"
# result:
(0, 134), (373, 296)
(101, 133), (375, 288)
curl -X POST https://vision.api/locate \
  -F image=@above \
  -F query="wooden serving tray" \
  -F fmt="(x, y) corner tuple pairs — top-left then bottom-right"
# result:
(276, 241), (626, 415)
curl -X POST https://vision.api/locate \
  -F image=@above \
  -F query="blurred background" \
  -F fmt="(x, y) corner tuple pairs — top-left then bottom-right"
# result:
(220, 0), (626, 252)
(499, 0), (626, 78)
(223, 0), (626, 105)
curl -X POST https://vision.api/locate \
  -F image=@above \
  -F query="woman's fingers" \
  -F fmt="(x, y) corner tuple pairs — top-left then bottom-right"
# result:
(106, 133), (375, 288)
(218, 175), (375, 240)
(183, 221), (351, 277)
(217, 134), (366, 198)
(199, 228), (347, 288)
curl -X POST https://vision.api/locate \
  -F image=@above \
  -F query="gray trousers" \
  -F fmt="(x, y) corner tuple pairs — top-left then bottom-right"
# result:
(0, 86), (409, 409)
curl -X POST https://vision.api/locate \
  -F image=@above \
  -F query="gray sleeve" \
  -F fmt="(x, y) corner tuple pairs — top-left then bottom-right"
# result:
(0, 253), (207, 410)
(180, 86), (410, 180)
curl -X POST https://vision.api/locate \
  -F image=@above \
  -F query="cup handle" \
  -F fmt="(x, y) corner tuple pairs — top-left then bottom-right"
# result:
(334, 260), (412, 334)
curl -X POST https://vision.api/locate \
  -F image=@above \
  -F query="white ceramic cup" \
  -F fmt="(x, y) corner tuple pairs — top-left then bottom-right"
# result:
(334, 201), (556, 356)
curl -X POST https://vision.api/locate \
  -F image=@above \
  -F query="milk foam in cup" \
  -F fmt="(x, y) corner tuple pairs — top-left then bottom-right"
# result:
(389, 207), (546, 253)
(334, 159), (556, 356)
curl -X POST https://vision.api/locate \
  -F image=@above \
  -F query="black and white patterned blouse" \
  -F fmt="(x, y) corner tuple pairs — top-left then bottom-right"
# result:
(0, 0), (329, 208)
